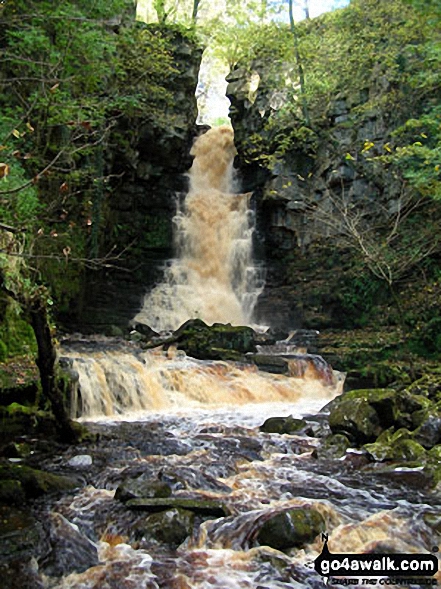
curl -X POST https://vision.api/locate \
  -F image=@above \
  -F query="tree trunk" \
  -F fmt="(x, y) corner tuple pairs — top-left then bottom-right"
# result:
(192, 0), (201, 23)
(29, 297), (78, 443)
(288, 0), (310, 125)
(304, 0), (310, 20)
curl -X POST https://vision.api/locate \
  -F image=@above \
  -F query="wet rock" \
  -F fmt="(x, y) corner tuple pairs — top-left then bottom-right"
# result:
(248, 354), (290, 375)
(256, 507), (325, 551)
(126, 497), (230, 518)
(260, 416), (311, 436)
(67, 454), (93, 468)
(412, 408), (441, 449)
(328, 388), (397, 444)
(313, 434), (351, 460)
(0, 557), (44, 589)
(0, 462), (78, 499)
(40, 512), (99, 577)
(0, 505), (46, 588)
(115, 476), (172, 503)
(133, 507), (195, 547)
(173, 319), (257, 360)
(130, 321), (160, 341)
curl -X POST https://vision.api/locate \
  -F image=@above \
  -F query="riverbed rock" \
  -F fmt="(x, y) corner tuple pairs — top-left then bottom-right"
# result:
(0, 506), (44, 588)
(327, 388), (397, 443)
(115, 476), (172, 503)
(173, 319), (257, 360)
(41, 512), (99, 577)
(133, 507), (195, 547)
(126, 497), (230, 518)
(313, 434), (351, 460)
(260, 416), (311, 436)
(256, 507), (325, 551)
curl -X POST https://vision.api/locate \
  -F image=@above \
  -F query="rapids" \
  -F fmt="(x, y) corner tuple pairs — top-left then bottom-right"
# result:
(29, 364), (440, 589)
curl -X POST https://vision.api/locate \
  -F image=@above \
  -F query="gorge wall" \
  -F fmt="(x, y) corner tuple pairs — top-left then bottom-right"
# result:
(226, 61), (441, 332)
(60, 26), (204, 333)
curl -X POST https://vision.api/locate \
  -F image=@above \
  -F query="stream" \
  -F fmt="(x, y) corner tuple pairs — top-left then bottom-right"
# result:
(9, 125), (439, 589)
(21, 336), (439, 589)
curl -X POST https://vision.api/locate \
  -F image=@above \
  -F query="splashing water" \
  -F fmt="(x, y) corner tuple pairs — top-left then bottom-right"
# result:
(66, 345), (343, 420)
(133, 126), (263, 332)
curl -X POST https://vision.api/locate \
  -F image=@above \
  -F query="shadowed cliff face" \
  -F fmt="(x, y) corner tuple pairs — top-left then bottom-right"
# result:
(60, 29), (204, 334)
(226, 61), (440, 332)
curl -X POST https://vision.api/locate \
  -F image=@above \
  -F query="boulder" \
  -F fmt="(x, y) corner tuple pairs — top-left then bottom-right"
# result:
(40, 513), (99, 577)
(133, 507), (195, 547)
(313, 434), (351, 460)
(328, 388), (397, 444)
(0, 463), (78, 499)
(257, 507), (325, 551)
(260, 416), (311, 436)
(174, 319), (257, 361)
(115, 476), (172, 503)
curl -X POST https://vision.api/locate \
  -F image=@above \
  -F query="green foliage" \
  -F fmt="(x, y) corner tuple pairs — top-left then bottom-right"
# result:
(338, 271), (385, 328)
(0, 299), (37, 359)
(0, 0), (197, 317)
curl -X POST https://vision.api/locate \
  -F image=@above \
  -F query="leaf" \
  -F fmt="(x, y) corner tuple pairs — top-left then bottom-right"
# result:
(12, 129), (21, 138)
(0, 163), (10, 179)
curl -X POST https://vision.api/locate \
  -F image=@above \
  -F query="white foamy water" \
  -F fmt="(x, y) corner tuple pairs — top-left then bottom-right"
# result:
(66, 346), (343, 422)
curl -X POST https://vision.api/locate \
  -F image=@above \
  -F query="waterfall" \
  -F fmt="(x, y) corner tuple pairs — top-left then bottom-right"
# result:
(133, 126), (263, 332)
(65, 345), (343, 419)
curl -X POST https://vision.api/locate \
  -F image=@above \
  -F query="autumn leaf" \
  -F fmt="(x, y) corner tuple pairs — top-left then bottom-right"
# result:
(0, 163), (10, 179)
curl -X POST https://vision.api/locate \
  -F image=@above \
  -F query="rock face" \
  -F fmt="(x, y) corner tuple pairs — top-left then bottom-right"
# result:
(226, 55), (439, 332)
(61, 27), (203, 334)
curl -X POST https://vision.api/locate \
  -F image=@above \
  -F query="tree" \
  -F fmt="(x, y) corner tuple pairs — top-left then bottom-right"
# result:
(0, 0), (162, 439)
(288, 0), (310, 124)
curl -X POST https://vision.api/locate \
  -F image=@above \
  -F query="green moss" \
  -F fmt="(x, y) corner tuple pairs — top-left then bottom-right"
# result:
(0, 300), (37, 359)
(257, 507), (326, 551)
(0, 463), (78, 498)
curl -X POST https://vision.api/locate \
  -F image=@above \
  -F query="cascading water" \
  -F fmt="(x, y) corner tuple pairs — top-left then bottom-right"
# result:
(133, 126), (263, 332)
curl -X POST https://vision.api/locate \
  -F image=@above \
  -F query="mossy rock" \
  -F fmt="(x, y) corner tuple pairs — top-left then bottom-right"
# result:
(0, 403), (61, 441)
(404, 375), (441, 403)
(256, 507), (325, 551)
(133, 507), (195, 547)
(313, 434), (351, 460)
(0, 463), (78, 499)
(0, 479), (26, 505)
(115, 476), (172, 503)
(363, 430), (427, 463)
(174, 319), (257, 361)
(260, 416), (308, 435)
(328, 388), (398, 444)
